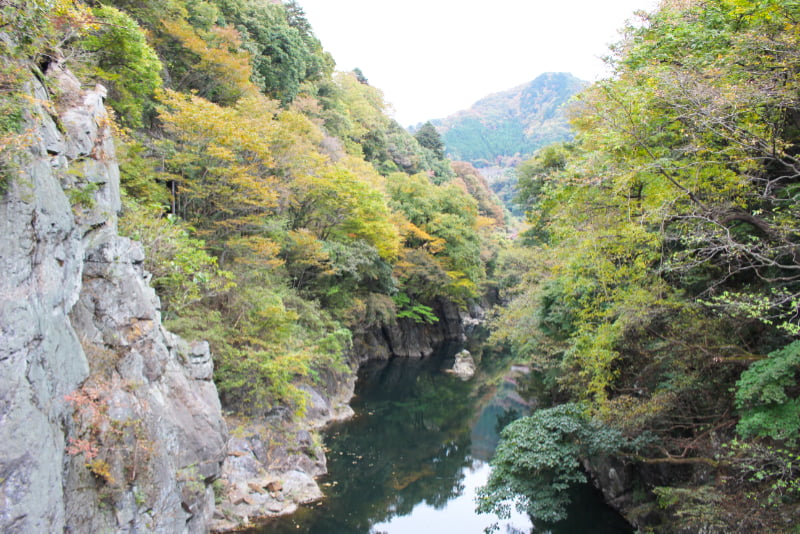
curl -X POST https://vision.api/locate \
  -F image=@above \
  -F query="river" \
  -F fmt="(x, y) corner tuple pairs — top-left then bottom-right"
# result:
(249, 342), (633, 534)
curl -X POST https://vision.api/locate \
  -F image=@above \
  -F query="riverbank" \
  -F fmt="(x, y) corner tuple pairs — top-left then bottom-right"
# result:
(243, 343), (631, 534)
(211, 302), (481, 531)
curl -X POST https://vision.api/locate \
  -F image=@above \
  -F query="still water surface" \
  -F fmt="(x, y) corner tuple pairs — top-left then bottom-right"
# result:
(254, 344), (632, 534)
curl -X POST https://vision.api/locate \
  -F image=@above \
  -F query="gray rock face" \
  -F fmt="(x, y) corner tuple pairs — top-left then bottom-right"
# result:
(0, 62), (226, 533)
(446, 350), (476, 380)
(0, 75), (88, 534)
(353, 298), (473, 361)
(212, 369), (355, 531)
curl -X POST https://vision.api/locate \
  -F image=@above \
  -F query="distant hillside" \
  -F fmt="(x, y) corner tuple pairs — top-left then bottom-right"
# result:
(432, 72), (586, 168)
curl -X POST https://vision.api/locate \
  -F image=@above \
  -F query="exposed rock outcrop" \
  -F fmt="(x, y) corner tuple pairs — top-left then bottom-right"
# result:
(445, 349), (476, 380)
(352, 298), (482, 361)
(0, 62), (227, 533)
(212, 365), (355, 531)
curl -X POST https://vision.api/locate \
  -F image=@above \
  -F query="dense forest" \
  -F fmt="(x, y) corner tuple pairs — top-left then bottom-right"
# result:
(432, 72), (585, 168)
(2, 0), (799, 532)
(481, 0), (800, 531)
(1, 0), (504, 416)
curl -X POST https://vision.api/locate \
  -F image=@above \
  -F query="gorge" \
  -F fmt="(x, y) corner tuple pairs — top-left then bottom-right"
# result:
(3, 1), (800, 533)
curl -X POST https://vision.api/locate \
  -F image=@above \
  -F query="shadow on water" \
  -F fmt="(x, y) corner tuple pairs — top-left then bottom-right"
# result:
(249, 341), (632, 534)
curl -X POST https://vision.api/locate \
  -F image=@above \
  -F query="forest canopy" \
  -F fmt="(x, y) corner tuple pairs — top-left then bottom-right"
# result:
(0, 0), (505, 415)
(484, 0), (800, 530)
(4, 0), (800, 530)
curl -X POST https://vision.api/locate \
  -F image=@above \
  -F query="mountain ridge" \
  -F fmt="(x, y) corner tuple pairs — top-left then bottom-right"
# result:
(430, 72), (586, 168)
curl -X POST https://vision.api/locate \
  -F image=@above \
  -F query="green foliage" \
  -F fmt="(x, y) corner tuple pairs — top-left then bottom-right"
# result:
(213, 0), (332, 103)
(1, 1), (97, 190)
(451, 161), (505, 226)
(414, 121), (445, 159)
(514, 142), (571, 230)
(286, 160), (400, 261)
(652, 485), (728, 531)
(388, 172), (485, 303)
(116, 138), (171, 206)
(0, 97), (24, 137)
(392, 292), (438, 324)
(1, 0), (94, 56)
(439, 72), (583, 166)
(0, 88), (26, 194)
(76, 5), (163, 128)
(119, 201), (234, 315)
(725, 439), (800, 506)
(483, 1), (800, 529)
(735, 340), (800, 443)
(13, 0), (502, 424)
(167, 280), (349, 415)
(477, 403), (624, 525)
(66, 181), (99, 209)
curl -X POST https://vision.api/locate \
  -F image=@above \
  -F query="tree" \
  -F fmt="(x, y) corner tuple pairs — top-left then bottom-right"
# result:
(414, 121), (445, 159)
(388, 172), (485, 303)
(213, 0), (333, 103)
(76, 5), (163, 128)
(157, 89), (284, 264)
(477, 404), (624, 525)
(487, 0), (800, 528)
(353, 67), (368, 85)
(735, 340), (800, 443)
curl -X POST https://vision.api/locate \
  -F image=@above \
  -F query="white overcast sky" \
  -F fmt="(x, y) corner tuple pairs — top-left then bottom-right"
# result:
(297, 0), (660, 126)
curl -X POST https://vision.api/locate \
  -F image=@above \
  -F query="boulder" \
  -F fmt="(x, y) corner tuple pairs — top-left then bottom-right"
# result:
(446, 350), (476, 380)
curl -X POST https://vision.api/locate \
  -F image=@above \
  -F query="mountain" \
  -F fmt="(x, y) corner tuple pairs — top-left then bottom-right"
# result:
(432, 72), (586, 168)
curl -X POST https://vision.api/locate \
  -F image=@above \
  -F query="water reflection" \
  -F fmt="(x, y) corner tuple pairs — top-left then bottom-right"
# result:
(255, 344), (631, 534)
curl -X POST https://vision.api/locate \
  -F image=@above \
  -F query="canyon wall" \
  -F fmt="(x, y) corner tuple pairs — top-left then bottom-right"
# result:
(0, 62), (227, 534)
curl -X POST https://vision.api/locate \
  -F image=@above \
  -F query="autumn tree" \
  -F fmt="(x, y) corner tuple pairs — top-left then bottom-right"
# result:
(486, 0), (800, 528)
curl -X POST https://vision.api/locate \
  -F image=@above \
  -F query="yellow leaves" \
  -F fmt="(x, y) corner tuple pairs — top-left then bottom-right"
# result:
(87, 459), (115, 485)
(51, 0), (99, 34)
(205, 144), (236, 163)
(332, 71), (391, 145)
(161, 18), (255, 103)
(397, 220), (446, 254)
(158, 89), (283, 226)
(445, 271), (477, 302)
(228, 236), (283, 268)
(563, 322), (623, 409)
(283, 228), (335, 277)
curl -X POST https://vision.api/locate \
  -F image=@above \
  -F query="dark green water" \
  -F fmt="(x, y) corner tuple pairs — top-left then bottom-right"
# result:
(251, 343), (633, 534)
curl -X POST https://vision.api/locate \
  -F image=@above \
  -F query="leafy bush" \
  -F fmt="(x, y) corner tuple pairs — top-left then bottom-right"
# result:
(477, 403), (624, 525)
(725, 439), (800, 507)
(392, 292), (438, 324)
(735, 340), (800, 443)
(119, 201), (234, 315)
(653, 485), (728, 531)
(167, 282), (350, 416)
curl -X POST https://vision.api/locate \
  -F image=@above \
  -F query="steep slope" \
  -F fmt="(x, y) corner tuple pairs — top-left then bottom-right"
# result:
(432, 72), (586, 167)
(0, 61), (227, 534)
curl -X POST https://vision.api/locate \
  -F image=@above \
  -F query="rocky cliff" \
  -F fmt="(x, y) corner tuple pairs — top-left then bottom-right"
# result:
(352, 298), (482, 362)
(0, 58), (483, 534)
(0, 61), (227, 533)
